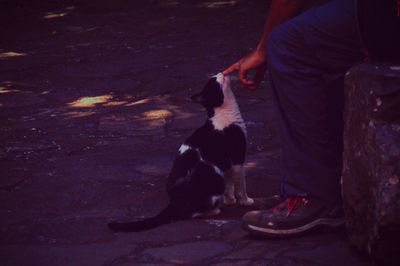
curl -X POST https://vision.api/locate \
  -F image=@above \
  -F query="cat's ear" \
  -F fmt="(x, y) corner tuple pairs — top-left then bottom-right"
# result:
(190, 93), (204, 104)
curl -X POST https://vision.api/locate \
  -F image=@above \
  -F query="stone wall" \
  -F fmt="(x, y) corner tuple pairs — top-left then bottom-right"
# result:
(342, 63), (400, 265)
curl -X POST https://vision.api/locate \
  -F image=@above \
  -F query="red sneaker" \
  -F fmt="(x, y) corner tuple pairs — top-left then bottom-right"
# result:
(242, 197), (344, 237)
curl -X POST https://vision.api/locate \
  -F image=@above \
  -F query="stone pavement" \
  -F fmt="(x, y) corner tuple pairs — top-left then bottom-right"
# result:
(0, 0), (370, 265)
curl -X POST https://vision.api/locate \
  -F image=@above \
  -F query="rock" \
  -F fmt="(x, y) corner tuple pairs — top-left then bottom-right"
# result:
(342, 63), (400, 265)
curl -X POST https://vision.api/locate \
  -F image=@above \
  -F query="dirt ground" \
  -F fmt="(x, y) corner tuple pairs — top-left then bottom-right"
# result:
(0, 0), (370, 265)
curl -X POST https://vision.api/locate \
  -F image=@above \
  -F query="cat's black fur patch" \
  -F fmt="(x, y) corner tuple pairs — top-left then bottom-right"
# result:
(108, 76), (246, 232)
(185, 121), (245, 171)
(191, 78), (224, 117)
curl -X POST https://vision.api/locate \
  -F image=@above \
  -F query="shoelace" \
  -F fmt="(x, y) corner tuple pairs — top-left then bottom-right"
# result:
(286, 197), (309, 217)
(270, 197), (309, 217)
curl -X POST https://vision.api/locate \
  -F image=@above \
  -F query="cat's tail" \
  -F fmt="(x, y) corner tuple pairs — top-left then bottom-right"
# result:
(107, 204), (180, 232)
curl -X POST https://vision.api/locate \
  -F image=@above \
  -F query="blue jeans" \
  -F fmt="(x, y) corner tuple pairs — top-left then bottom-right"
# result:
(267, 0), (364, 204)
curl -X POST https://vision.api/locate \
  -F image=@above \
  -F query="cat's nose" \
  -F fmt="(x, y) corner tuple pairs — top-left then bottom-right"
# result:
(216, 72), (225, 84)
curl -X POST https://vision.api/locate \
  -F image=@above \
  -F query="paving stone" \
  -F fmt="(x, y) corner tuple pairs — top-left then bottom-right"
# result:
(224, 241), (289, 261)
(281, 241), (366, 266)
(142, 241), (232, 264)
(212, 260), (253, 266)
(118, 263), (174, 266)
(0, 91), (45, 108)
(112, 220), (217, 244)
(219, 220), (248, 241)
(99, 113), (167, 136)
(0, 241), (136, 266)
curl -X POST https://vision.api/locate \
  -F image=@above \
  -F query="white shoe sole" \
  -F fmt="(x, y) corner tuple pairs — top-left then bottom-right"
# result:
(243, 217), (345, 237)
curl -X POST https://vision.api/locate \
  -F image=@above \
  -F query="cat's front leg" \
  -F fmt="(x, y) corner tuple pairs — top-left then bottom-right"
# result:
(223, 169), (237, 205)
(232, 165), (254, 206)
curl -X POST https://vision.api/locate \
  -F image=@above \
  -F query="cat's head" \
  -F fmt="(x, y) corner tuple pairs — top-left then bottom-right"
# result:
(191, 73), (232, 116)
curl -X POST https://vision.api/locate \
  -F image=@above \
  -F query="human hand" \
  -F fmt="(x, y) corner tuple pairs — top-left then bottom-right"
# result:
(223, 49), (267, 90)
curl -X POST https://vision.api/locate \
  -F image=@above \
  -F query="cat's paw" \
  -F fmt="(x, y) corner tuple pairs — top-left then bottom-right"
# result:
(239, 197), (254, 206)
(224, 196), (237, 205)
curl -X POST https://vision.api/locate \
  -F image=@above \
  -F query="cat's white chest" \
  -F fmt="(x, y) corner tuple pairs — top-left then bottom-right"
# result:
(210, 104), (245, 132)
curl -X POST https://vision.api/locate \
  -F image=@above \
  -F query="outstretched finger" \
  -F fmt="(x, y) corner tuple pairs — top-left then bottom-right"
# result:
(223, 62), (240, 76)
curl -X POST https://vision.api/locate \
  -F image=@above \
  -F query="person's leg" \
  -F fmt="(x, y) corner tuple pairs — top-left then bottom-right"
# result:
(270, 0), (364, 204)
(243, 0), (364, 236)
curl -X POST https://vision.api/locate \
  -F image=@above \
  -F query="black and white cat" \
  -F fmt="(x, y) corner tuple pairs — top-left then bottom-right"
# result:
(108, 73), (253, 232)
